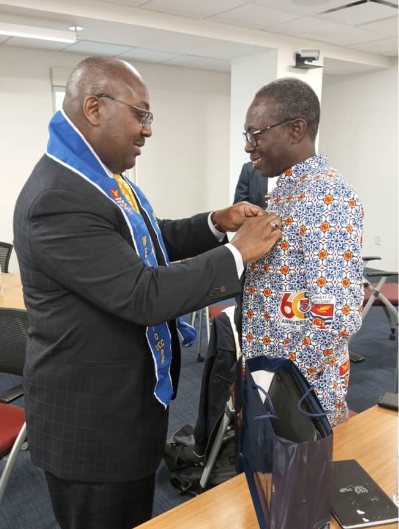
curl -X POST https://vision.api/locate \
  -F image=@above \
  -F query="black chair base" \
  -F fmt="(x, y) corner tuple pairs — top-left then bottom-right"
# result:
(349, 351), (365, 363)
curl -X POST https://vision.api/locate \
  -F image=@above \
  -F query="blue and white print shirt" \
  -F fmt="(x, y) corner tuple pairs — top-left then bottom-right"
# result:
(242, 154), (364, 426)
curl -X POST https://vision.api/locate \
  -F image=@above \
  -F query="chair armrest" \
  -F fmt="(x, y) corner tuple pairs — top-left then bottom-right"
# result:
(367, 271), (398, 278)
(0, 384), (23, 403)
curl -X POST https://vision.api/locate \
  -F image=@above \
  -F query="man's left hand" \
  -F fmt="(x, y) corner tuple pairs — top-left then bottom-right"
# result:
(211, 202), (265, 233)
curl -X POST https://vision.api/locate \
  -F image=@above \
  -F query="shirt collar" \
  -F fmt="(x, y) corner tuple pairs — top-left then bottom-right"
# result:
(276, 154), (329, 186)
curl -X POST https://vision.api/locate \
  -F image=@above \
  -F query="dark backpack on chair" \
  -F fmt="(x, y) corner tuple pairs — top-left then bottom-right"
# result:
(163, 419), (236, 495)
(164, 309), (239, 495)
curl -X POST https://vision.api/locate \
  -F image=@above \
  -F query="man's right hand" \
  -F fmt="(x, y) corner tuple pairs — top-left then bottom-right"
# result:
(230, 212), (282, 263)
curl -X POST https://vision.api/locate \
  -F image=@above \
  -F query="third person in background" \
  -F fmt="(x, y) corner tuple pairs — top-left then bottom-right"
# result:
(233, 161), (269, 209)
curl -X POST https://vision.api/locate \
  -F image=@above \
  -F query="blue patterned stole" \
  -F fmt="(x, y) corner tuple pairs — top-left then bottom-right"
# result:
(46, 110), (196, 407)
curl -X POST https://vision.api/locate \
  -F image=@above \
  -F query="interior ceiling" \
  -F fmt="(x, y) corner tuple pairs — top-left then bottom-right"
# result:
(0, 0), (397, 74)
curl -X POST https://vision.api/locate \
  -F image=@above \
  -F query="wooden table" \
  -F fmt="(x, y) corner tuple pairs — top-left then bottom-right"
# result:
(139, 406), (398, 529)
(0, 273), (25, 310)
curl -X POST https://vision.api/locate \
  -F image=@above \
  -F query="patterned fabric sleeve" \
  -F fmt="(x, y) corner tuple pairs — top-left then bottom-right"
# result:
(299, 176), (364, 424)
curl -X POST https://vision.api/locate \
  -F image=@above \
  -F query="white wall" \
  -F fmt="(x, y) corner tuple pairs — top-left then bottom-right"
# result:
(0, 46), (231, 272)
(133, 62), (231, 217)
(230, 50), (278, 199)
(319, 64), (398, 271)
(1, 44), (397, 274)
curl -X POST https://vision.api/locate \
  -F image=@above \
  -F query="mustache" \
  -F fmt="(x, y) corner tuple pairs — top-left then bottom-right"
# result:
(134, 137), (145, 147)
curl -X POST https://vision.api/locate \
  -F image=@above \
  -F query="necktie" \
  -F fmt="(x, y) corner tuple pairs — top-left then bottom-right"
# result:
(113, 173), (140, 213)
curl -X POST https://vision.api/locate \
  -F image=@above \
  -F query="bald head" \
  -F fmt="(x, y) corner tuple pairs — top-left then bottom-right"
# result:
(63, 57), (143, 119)
(62, 56), (152, 174)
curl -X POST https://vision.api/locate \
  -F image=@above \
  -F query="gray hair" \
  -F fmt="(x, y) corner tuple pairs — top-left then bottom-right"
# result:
(255, 78), (320, 140)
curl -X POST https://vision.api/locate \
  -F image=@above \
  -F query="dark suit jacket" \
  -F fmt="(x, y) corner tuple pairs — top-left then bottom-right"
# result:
(233, 162), (268, 208)
(13, 155), (241, 483)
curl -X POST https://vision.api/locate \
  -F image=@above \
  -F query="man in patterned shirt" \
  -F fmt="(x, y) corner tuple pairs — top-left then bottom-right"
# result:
(241, 78), (364, 426)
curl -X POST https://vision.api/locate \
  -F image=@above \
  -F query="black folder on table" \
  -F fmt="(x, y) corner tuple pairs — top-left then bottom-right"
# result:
(331, 459), (398, 528)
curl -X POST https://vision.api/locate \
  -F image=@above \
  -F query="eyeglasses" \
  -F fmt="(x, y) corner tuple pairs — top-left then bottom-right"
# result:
(243, 118), (301, 148)
(96, 94), (153, 128)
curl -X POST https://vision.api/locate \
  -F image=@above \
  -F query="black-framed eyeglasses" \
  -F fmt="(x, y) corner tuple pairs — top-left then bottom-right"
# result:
(243, 117), (302, 148)
(96, 94), (153, 128)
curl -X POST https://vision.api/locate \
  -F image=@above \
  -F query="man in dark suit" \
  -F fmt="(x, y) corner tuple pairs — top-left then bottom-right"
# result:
(13, 57), (281, 529)
(233, 161), (269, 208)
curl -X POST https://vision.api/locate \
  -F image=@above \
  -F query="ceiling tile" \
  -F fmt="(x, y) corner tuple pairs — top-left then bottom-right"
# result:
(383, 49), (398, 56)
(99, 0), (149, 6)
(117, 47), (180, 62)
(266, 16), (386, 46)
(321, 2), (398, 25)
(361, 16), (398, 37)
(52, 17), (265, 60)
(350, 35), (398, 55)
(141, 0), (247, 19)
(208, 3), (300, 30)
(108, 27), (266, 60)
(62, 40), (134, 56)
(2, 36), (69, 50)
(163, 54), (231, 72)
(254, 0), (352, 16)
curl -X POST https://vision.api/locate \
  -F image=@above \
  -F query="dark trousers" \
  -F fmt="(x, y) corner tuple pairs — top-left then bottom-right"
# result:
(44, 471), (155, 529)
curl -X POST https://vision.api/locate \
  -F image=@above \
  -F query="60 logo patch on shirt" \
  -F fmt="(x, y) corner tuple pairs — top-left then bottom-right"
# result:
(279, 291), (310, 323)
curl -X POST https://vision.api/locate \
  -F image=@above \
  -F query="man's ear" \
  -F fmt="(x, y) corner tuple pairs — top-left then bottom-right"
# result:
(290, 118), (307, 143)
(83, 95), (101, 126)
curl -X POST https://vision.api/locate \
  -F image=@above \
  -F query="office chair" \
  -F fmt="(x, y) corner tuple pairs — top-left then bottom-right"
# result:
(191, 303), (234, 362)
(199, 306), (239, 490)
(362, 258), (398, 339)
(0, 308), (28, 504)
(350, 256), (398, 363)
(0, 242), (13, 273)
(190, 307), (211, 362)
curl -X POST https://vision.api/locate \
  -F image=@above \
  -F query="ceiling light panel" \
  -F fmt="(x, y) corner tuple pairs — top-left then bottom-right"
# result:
(141, 0), (247, 19)
(2, 36), (70, 50)
(265, 16), (386, 46)
(208, 3), (300, 29)
(254, 0), (354, 16)
(322, 2), (398, 25)
(0, 22), (75, 42)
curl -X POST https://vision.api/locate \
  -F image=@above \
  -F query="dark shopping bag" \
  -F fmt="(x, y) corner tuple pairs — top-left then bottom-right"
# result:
(240, 356), (333, 529)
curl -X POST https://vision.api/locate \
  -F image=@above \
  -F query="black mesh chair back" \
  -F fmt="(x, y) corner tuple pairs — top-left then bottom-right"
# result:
(0, 308), (28, 504)
(0, 242), (13, 273)
(0, 309), (28, 377)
